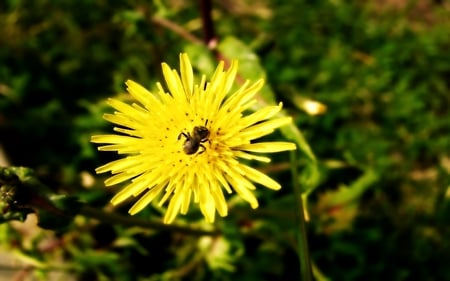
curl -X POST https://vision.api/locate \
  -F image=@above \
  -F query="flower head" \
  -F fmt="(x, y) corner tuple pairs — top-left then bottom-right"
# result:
(91, 53), (296, 224)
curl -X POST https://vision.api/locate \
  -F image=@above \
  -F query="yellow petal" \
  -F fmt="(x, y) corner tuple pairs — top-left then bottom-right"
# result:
(238, 164), (281, 190)
(237, 142), (296, 153)
(128, 183), (166, 215)
(180, 53), (194, 96)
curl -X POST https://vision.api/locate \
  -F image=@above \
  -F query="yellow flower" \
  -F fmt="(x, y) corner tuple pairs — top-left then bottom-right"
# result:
(91, 53), (296, 224)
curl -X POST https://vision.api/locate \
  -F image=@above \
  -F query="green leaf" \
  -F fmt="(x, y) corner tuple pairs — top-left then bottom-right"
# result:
(323, 169), (378, 206)
(0, 166), (81, 230)
(218, 36), (276, 104)
(184, 44), (217, 76)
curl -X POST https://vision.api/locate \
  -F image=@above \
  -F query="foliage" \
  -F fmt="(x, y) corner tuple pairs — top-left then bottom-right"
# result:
(0, 0), (449, 280)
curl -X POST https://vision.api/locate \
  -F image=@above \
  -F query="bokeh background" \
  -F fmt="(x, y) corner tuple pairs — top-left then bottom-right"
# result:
(0, 0), (449, 280)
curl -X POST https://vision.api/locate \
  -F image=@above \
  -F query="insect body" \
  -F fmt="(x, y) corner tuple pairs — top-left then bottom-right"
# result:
(178, 126), (210, 155)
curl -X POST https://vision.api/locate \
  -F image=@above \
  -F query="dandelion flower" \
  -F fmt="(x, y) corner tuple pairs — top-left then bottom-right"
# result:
(91, 53), (296, 224)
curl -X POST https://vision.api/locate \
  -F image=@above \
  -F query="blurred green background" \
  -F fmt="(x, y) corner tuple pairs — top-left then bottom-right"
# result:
(0, 0), (449, 280)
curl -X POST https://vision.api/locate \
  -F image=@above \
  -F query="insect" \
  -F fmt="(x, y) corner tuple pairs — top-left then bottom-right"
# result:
(178, 123), (210, 155)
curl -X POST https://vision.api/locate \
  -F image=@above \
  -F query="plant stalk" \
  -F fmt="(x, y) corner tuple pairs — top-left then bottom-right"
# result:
(290, 151), (312, 280)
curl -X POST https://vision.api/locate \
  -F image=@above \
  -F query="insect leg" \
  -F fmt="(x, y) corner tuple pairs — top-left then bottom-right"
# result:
(177, 132), (190, 140)
(198, 144), (206, 154)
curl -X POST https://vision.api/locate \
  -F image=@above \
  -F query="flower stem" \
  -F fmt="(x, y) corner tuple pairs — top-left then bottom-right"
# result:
(290, 151), (313, 280)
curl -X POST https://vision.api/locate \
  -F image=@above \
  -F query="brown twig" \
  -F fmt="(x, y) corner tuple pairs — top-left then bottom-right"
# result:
(151, 16), (203, 45)
(198, 0), (217, 47)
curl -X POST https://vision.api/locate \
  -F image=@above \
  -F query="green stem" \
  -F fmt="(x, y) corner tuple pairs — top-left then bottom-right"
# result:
(290, 151), (312, 281)
(0, 167), (220, 236)
(80, 206), (220, 236)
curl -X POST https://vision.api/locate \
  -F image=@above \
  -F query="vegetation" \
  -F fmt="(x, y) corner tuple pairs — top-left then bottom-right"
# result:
(0, 0), (449, 280)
